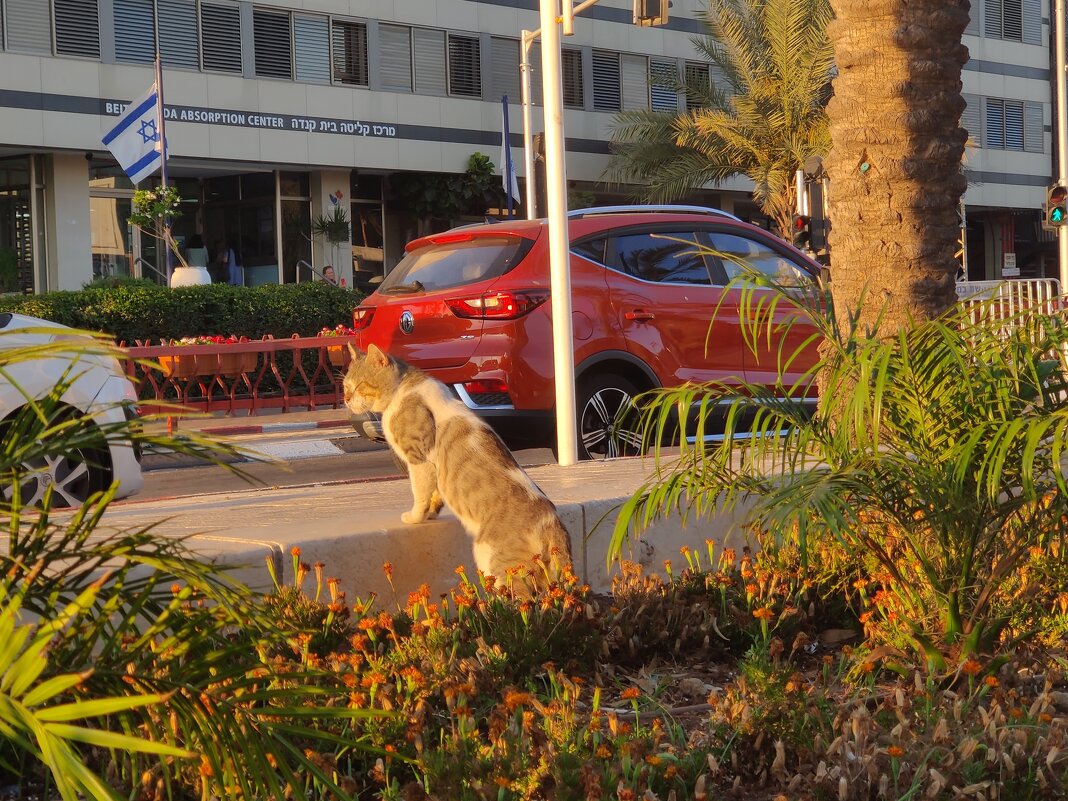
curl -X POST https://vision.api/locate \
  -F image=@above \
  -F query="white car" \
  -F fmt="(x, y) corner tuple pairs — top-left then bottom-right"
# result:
(0, 312), (144, 506)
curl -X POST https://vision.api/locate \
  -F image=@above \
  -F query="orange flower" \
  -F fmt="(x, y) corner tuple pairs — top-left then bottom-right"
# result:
(620, 687), (641, 700)
(887, 745), (904, 758)
(984, 675), (999, 688)
(961, 658), (982, 676)
(596, 744), (612, 758)
(752, 606), (775, 620)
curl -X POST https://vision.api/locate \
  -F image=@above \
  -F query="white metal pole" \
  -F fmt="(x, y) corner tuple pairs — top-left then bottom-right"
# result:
(520, 31), (538, 219)
(1056, 0), (1068, 291)
(539, 0), (578, 465)
(155, 54), (173, 284)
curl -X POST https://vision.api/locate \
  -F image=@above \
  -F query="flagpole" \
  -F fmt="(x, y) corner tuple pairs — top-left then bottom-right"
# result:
(502, 96), (514, 220)
(155, 53), (172, 283)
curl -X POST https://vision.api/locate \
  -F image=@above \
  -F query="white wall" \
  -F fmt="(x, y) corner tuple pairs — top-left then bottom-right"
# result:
(43, 153), (91, 291)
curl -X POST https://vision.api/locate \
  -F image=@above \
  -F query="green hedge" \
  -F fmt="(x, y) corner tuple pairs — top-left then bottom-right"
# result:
(0, 282), (364, 345)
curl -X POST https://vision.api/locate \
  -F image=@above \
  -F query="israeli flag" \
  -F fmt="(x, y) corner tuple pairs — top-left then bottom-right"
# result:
(102, 83), (163, 184)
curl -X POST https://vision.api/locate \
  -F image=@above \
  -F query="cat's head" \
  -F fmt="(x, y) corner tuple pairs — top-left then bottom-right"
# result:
(342, 343), (403, 413)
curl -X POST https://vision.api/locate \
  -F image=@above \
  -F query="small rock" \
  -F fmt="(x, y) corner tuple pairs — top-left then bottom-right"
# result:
(819, 628), (860, 646)
(678, 677), (711, 698)
(1051, 691), (1068, 712)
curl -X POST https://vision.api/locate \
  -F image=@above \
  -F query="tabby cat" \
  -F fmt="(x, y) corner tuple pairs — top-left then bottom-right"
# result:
(343, 344), (573, 593)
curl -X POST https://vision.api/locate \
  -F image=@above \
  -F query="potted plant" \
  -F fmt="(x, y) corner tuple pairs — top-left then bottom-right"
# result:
(312, 204), (351, 281)
(129, 186), (211, 288)
(318, 324), (357, 367)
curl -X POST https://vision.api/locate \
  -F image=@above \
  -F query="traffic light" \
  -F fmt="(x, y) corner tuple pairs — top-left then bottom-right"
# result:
(1046, 183), (1068, 227)
(633, 0), (669, 26)
(792, 214), (811, 250)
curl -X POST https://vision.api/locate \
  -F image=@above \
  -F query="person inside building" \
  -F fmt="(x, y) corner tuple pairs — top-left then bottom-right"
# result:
(215, 239), (241, 286)
(184, 235), (209, 269)
(322, 265), (338, 285)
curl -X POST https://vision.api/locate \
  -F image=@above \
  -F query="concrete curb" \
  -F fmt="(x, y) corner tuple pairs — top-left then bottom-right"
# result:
(197, 418), (352, 437)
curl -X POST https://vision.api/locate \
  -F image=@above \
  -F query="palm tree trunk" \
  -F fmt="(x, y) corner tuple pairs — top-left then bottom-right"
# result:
(825, 0), (971, 337)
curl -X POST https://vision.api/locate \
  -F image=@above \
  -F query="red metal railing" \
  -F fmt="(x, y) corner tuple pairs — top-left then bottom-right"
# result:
(122, 335), (358, 429)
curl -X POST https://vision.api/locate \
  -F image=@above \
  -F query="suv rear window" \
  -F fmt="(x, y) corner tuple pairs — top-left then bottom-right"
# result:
(380, 236), (533, 293)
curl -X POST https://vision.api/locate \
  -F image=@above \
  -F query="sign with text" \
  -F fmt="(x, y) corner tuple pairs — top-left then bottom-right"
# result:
(104, 99), (399, 138)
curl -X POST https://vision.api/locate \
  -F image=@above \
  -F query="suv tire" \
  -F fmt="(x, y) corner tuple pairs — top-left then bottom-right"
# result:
(576, 374), (644, 460)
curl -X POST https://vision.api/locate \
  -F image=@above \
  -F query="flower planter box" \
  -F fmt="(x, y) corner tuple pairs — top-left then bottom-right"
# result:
(219, 351), (259, 377)
(159, 354), (203, 379)
(326, 344), (349, 368)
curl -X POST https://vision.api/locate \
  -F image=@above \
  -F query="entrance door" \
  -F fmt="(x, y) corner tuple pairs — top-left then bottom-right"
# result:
(0, 157), (35, 293)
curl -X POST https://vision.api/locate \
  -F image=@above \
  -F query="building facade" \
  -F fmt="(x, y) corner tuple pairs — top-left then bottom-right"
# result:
(0, 0), (1060, 292)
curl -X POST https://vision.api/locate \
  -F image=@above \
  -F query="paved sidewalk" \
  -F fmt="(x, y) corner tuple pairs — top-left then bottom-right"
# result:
(129, 408), (751, 606)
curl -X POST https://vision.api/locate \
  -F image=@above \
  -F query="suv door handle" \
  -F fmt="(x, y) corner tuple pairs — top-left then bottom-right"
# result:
(625, 310), (655, 321)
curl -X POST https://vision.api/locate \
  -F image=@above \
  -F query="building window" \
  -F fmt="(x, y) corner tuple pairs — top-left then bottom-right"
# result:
(253, 7), (292, 79)
(984, 97), (1044, 152)
(684, 62), (711, 112)
(114, 0), (155, 64)
(293, 15), (329, 84)
(55, 0), (99, 58)
(414, 28), (446, 95)
(592, 50), (621, 112)
(380, 24), (413, 92)
(621, 53), (650, 110)
(158, 0), (199, 70)
(961, 93), (982, 147)
(489, 36), (521, 103)
(983, 0), (1041, 44)
(561, 47), (583, 108)
(201, 2), (241, 73)
(4, 0), (51, 54)
(332, 20), (368, 86)
(447, 33), (481, 98)
(650, 58), (678, 112)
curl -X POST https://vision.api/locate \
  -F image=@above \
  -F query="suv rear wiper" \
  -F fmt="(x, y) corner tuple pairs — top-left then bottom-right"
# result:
(382, 280), (425, 294)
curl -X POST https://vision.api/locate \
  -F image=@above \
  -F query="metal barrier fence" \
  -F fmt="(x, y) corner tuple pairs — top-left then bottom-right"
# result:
(122, 335), (358, 429)
(955, 278), (1062, 320)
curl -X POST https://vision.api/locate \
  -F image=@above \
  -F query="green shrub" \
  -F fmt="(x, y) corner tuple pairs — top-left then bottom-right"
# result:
(0, 281), (363, 344)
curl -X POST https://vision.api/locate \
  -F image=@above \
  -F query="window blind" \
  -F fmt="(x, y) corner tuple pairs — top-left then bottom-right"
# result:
(293, 15), (329, 84)
(254, 8), (292, 79)
(379, 24), (412, 92)
(55, 0), (99, 58)
(413, 27), (446, 95)
(201, 2), (241, 73)
(592, 50), (621, 112)
(447, 34), (481, 98)
(332, 20), (368, 86)
(158, 0), (199, 70)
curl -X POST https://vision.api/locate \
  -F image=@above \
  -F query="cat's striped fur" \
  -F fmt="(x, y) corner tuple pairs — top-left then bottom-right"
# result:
(343, 344), (573, 594)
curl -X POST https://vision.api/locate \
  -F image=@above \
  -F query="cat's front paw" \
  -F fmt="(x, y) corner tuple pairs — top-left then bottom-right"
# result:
(401, 510), (425, 525)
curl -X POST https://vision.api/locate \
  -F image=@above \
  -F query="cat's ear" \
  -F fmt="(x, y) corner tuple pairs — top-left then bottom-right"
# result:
(366, 343), (390, 367)
(347, 343), (360, 360)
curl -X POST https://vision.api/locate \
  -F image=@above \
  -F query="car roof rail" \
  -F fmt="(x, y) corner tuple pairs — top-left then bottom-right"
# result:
(566, 205), (743, 222)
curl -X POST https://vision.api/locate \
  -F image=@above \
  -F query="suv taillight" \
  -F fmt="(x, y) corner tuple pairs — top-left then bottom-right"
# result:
(352, 307), (376, 330)
(445, 290), (549, 320)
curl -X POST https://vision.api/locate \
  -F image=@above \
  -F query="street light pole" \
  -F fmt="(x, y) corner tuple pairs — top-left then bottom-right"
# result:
(539, 0), (579, 465)
(1056, 0), (1068, 290)
(520, 30), (538, 220)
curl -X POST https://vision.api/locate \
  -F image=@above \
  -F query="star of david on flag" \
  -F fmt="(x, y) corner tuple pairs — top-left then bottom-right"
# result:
(102, 82), (163, 184)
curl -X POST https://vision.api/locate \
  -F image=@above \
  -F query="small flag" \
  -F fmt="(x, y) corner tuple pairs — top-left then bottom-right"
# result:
(500, 98), (520, 205)
(102, 83), (163, 184)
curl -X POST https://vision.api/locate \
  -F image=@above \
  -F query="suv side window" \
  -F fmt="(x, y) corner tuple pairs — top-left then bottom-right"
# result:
(572, 236), (608, 265)
(610, 231), (712, 284)
(707, 232), (812, 288)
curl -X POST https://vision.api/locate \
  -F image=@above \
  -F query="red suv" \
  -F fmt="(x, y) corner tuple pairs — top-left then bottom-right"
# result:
(351, 206), (822, 459)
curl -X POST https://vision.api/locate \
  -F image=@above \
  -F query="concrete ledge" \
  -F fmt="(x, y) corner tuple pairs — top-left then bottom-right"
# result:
(82, 458), (754, 606)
